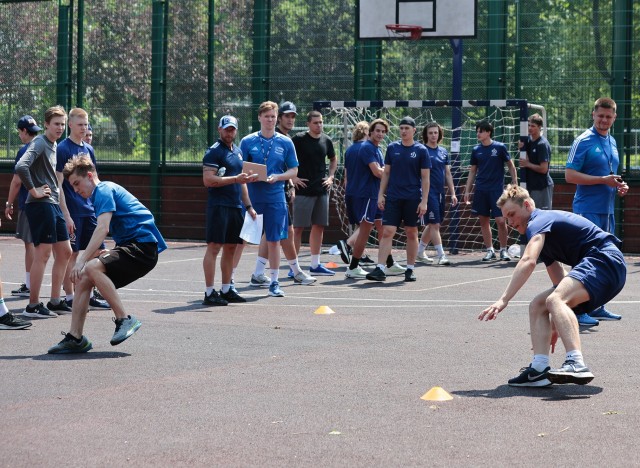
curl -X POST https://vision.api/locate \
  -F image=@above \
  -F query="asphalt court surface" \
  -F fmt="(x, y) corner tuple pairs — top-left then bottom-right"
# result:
(1, 235), (640, 467)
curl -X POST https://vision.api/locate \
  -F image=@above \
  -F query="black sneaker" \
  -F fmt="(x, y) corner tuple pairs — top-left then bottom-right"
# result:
(93, 288), (106, 301)
(22, 303), (57, 319)
(203, 290), (228, 306)
(366, 266), (386, 282)
(47, 332), (93, 354)
(360, 254), (375, 265)
(404, 268), (416, 282)
(220, 288), (247, 303)
(89, 296), (111, 309)
(547, 360), (595, 385)
(0, 312), (32, 330)
(337, 240), (351, 264)
(46, 299), (72, 315)
(11, 283), (30, 297)
(508, 365), (552, 387)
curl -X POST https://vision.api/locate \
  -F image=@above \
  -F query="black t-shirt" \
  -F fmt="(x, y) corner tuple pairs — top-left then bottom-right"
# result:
(291, 132), (336, 196)
(525, 135), (554, 191)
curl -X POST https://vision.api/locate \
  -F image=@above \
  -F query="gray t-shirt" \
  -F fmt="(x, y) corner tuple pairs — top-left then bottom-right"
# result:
(16, 134), (59, 204)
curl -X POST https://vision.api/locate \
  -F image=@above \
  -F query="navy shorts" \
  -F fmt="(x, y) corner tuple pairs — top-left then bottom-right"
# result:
(25, 203), (70, 246)
(382, 198), (422, 228)
(471, 188), (504, 218)
(70, 215), (105, 252)
(98, 241), (159, 289)
(426, 191), (445, 224)
(253, 202), (288, 242)
(205, 205), (244, 244)
(346, 195), (379, 225)
(568, 243), (626, 314)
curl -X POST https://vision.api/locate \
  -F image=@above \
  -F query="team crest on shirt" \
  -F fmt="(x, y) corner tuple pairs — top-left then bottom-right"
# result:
(275, 147), (284, 155)
(410, 151), (417, 159)
(491, 149), (498, 157)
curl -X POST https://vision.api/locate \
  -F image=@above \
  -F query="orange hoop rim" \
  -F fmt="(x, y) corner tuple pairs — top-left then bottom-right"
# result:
(385, 24), (423, 40)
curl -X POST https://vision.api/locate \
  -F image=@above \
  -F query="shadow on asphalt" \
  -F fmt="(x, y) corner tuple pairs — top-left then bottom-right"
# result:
(27, 352), (132, 360)
(452, 384), (603, 400)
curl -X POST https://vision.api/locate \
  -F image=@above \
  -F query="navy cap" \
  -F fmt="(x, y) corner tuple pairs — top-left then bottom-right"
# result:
(399, 116), (416, 128)
(87, 123), (93, 132)
(279, 101), (297, 115)
(219, 115), (238, 129)
(17, 115), (42, 133)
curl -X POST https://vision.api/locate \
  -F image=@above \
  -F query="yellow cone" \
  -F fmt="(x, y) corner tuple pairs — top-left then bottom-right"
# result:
(314, 305), (335, 315)
(325, 261), (339, 268)
(421, 386), (453, 401)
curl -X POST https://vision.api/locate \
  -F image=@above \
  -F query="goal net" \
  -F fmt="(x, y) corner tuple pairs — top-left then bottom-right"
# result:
(314, 99), (542, 254)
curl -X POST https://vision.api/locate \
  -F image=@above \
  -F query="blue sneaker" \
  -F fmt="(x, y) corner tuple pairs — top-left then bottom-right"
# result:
(268, 281), (285, 297)
(110, 315), (142, 346)
(309, 265), (335, 276)
(577, 312), (599, 326)
(287, 268), (295, 278)
(589, 307), (621, 321)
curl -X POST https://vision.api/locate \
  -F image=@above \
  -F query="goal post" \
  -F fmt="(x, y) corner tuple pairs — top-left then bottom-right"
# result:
(314, 99), (543, 254)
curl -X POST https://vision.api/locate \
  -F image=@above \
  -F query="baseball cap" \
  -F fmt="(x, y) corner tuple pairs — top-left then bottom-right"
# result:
(279, 101), (297, 115)
(219, 115), (238, 129)
(399, 116), (416, 128)
(17, 115), (42, 133)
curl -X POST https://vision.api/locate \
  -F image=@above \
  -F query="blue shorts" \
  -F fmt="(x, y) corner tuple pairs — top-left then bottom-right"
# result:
(576, 213), (615, 234)
(346, 195), (379, 225)
(253, 202), (288, 242)
(382, 198), (422, 228)
(471, 188), (503, 218)
(25, 203), (70, 246)
(70, 215), (105, 252)
(426, 191), (445, 224)
(206, 205), (244, 244)
(568, 243), (626, 314)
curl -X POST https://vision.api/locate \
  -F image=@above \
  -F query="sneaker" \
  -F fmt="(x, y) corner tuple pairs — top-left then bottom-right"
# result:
(386, 262), (406, 276)
(417, 251), (434, 263)
(293, 271), (317, 285)
(287, 268), (295, 278)
(203, 290), (228, 306)
(577, 312), (599, 326)
(360, 254), (375, 265)
(482, 250), (497, 262)
(366, 266), (386, 282)
(337, 240), (352, 264)
(89, 296), (111, 309)
(345, 266), (368, 279)
(22, 303), (57, 319)
(249, 273), (270, 288)
(11, 283), (30, 297)
(220, 288), (247, 303)
(110, 315), (142, 346)
(508, 365), (552, 387)
(547, 360), (595, 385)
(500, 249), (511, 261)
(404, 268), (416, 282)
(589, 307), (622, 321)
(435, 254), (451, 266)
(268, 281), (285, 297)
(46, 299), (72, 315)
(309, 265), (336, 276)
(93, 288), (106, 301)
(47, 332), (93, 354)
(0, 313), (32, 330)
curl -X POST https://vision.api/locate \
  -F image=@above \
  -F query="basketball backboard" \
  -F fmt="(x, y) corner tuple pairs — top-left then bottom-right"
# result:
(358, 0), (477, 39)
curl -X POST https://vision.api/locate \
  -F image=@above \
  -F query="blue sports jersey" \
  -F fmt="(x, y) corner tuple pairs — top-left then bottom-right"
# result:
(526, 209), (620, 267)
(203, 139), (244, 208)
(240, 132), (298, 203)
(426, 145), (449, 195)
(14, 144), (30, 210)
(470, 141), (511, 191)
(92, 181), (167, 253)
(345, 140), (384, 199)
(56, 138), (98, 217)
(384, 141), (431, 200)
(566, 126), (619, 215)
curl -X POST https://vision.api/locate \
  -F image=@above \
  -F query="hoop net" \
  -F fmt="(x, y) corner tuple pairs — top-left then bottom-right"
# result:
(385, 24), (423, 40)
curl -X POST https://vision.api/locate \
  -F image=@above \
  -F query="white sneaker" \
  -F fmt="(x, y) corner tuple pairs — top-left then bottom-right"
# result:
(345, 266), (368, 279)
(417, 251), (434, 263)
(293, 271), (317, 285)
(386, 262), (407, 276)
(500, 249), (511, 261)
(481, 250), (496, 262)
(435, 255), (451, 265)
(249, 273), (270, 287)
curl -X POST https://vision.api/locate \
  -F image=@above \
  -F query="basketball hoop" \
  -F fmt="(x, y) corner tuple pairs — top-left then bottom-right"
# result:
(385, 24), (423, 40)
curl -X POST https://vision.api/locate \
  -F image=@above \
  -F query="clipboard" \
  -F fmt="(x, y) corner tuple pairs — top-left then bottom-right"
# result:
(242, 161), (268, 182)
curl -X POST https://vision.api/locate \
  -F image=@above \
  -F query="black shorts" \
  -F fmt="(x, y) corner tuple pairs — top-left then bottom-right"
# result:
(382, 198), (422, 227)
(98, 241), (159, 289)
(205, 205), (244, 244)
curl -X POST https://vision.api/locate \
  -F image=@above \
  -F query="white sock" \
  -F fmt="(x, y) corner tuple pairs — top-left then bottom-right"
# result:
(566, 350), (584, 366)
(25, 272), (31, 289)
(435, 244), (445, 256)
(531, 354), (550, 372)
(288, 259), (301, 275)
(270, 269), (279, 283)
(310, 254), (320, 269)
(418, 242), (427, 254)
(377, 264), (386, 271)
(487, 247), (495, 253)
(206, 286), (214, 295)
(406, 264), (414, 270)
(66, 294), (74, 302)
(255, 256), (268, 276)
(0, 298), (8, 315)
(221, 284), (230, 293)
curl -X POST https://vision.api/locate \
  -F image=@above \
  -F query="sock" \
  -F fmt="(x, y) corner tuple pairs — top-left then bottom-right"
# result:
(205, 286), (214, 296)
(386, 255), (394, 268)
(25, 272), (31, 289)
(310, 254), (320, 269)
(349, 257), (360, 270)
(0, 298), (8, 315)
(288, 259), (301, 275)
(487, 247), (495, 253)
(50, 297), (62, 306)
(270, 269), (279, 283)
(531, 354), (550, 372)
(406, 264), (414, 270)
(566, 350), (584, 366)
(377, 264), (386, 272)
(66, 294), (74, 302)
(435, 244), (445, 256)
(221, 284), (230, 293)
(418, 242), (427, 254)
(255, 256), (268, 276)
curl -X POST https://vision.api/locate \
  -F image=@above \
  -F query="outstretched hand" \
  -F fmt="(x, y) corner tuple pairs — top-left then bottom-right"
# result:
(478, 299), (507, 321)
